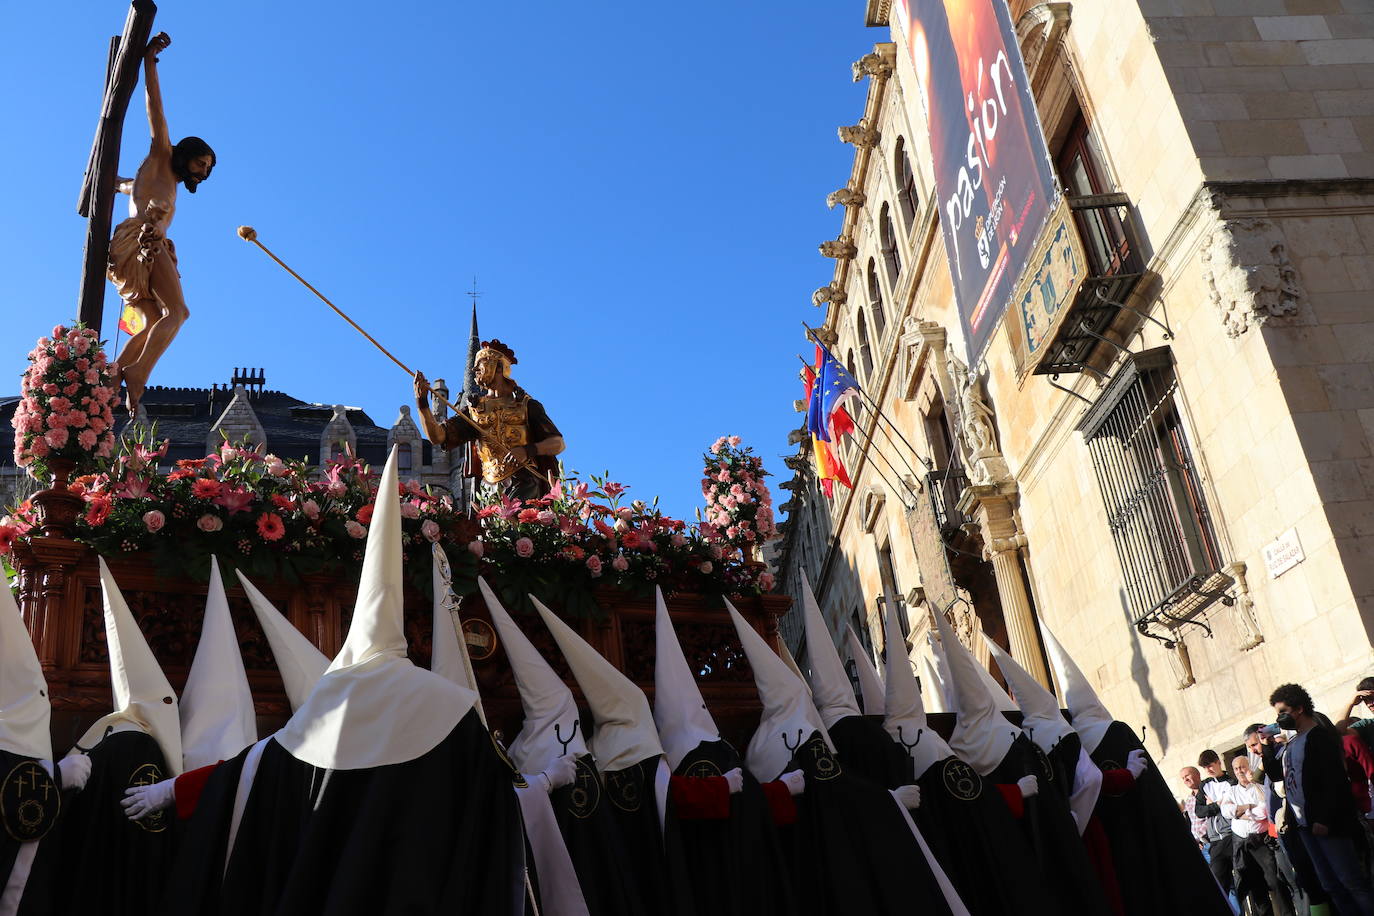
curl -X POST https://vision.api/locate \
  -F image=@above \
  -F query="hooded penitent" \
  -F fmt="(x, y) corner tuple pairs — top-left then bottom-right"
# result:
(430, 543), (485, 722)
(881, 598), (953, 781)
(0, 573), (50, 762)
(179, 556), (257, 771)
(922, 652), (949, 714)
(275, 449), (477, 770)
(653, 588), (719, 771)
(846, 624), (885, 717)
(799, 573), (861, 730)
(932, 611), (1017, 777)
(237, 573), (328, 714)
(1039, 624), (1113, 755)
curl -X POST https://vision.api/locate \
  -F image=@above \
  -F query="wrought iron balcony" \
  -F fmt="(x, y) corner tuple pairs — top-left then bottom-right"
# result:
(1033, 192), (1148, 377)
(927, 464), (970, 540)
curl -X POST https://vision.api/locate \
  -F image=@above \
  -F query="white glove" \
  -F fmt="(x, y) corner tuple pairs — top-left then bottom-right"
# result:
(1126, 749), (1149, 779)
(780, 769), (805, 796)
(892, 784), (922, 809)
(57, 754), (91, 792)
(542, 753), (580, 792)
(1017, 775), (1039, 798)
(121, 777), (176, 821)
(723, 767), (744, 794)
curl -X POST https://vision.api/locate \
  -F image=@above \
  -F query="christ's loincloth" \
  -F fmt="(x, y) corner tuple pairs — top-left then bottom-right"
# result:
(108, 215), (179, 304)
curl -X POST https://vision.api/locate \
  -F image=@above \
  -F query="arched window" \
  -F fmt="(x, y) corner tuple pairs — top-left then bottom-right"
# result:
(894, 138), (918, 227)
(867, 258), (886, 340)
(856, 311), (874, 380)
(397, 442), (413, 474)
(880, 203), (902, 285)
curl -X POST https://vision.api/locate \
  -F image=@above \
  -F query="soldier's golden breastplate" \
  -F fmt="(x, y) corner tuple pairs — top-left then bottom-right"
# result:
(471, 397), (529, 483)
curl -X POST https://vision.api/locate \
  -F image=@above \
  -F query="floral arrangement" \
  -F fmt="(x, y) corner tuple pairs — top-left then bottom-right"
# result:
(700, 435), (777, 558)
(11, 323), (119, 479)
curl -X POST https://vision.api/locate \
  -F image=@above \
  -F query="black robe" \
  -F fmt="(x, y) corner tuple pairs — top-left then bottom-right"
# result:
(0, 748), (62, 916)
(600, 755), (693, 916)
(669, 739), (795, 916)
(548, 755), (649, 916)
(825, 715), (914, 789)
(779, 731), (954, 916)
(163, 708), (525, 915)
(1087, 720), (1232, 916)
(914, 753), (1060, 916)
(985, 733), (1113, 916)
(23, 730), (177, 916)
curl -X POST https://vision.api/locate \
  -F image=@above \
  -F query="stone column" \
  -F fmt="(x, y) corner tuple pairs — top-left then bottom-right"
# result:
(959, 482), (1051, 688)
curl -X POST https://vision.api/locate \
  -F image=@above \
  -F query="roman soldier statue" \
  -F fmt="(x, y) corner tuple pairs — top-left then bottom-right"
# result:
(414, 339), (564, 501)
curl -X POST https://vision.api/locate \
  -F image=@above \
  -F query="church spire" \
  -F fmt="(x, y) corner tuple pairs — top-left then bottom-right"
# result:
(462, 285), (481, 407)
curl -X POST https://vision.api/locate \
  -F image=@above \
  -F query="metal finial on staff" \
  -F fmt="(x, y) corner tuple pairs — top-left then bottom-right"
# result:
(237, 226), (543, 480)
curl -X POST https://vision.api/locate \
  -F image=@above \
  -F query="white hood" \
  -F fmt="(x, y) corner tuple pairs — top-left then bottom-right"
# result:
(933, 610), (1018, 776)
(926, 634), (955, 712)
(179, 556), (257, 770)
(800, 572), (861, 729)
(881, 599), (952, 779)
(478, 578), (587, 775)
(726, 599), (832, 782)
(985, 636), (1074, 756)
(533, 597), (662, 773)
(921, 653), (949, 714)
(275, 448), (476, 770)
(237, 572), (328, 713)
(76, 558), (182, 774)
(1041, 623), (1114, 755)
(431, 543), (486, 724)
(846, 624), (885, 717)
(653, 588), (720, 771)
(0, 572), (50, 761)
(930, 626), (1016, 712)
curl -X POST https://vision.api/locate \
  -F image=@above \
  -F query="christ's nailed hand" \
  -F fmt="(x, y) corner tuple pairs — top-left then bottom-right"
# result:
(146, 32), (171, 62)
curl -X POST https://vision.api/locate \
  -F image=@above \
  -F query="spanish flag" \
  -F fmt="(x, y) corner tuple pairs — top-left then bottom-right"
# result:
(118, 301), (146, 336)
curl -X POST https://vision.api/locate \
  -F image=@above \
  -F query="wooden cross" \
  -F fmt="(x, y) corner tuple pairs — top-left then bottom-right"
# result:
(76, 0), (157, 335)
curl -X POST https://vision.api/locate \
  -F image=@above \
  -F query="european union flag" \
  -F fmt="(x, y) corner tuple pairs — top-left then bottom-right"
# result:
(806, 346), (861, 443)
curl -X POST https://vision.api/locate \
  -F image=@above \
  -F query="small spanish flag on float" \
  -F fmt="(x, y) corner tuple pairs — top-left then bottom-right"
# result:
(118, 301), (146, 336)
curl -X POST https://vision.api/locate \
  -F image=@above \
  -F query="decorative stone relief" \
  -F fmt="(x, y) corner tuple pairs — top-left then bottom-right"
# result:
(812, 282), (848, 307)
(813, 326), (839, 347)
(837, 122), (880, 149)
(826, 187), (867, 210)
(1163, 636), (1196, 690)
(851, 50), (894, 83)
(818, 237), (858, 260)
(1200, 216), (1304, 338)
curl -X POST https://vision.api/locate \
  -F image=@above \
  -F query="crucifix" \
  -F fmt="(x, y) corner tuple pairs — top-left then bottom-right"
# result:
(76, 0), (158, 336)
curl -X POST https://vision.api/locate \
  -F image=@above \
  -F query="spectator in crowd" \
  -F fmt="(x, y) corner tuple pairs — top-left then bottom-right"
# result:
(1337, 678), (1374, 881)
(1223, 755), (1295, 916)
(1267, 683), (1374, 916)
(1195, 748), (1238, 900)
(1244, 723), (1320, 916)
(1180, 767), (1210, 848)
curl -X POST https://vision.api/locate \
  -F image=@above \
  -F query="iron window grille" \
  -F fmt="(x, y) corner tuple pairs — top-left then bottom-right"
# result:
(1077, 348), (1230, 642)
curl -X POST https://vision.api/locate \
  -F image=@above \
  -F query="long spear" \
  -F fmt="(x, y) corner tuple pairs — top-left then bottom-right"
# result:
(236, 226), (544, 482)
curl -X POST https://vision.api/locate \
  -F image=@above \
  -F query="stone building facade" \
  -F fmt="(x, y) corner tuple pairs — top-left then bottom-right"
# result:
(776, 0), (1374, 774)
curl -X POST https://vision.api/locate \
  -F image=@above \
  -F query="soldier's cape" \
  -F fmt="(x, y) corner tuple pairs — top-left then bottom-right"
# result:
(654, 588), (793, 916)
(728, 600), (968, 916)
(32, 558), (181, 915)
(534, 595), (694, 916)
(799, 578), (910, 789)
(165, 449), (525, 916)
(880, 600), (1055, 916)
(480, 578), (646, 916)
(934, 610), (1112, 916)
(1043, 625), (1231, 916)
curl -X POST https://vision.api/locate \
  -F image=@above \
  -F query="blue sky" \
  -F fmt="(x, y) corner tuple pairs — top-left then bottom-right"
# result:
(1, 1), (877, 521)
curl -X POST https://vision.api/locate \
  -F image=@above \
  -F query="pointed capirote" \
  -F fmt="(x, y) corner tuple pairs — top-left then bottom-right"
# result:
(926, 634), (955, 712)
(238, 572), (327, 713)
(533, 596), (663, 772)
(799, 571), (861, 728)
(933, 608), (1018, 776)
(881, 599), (952, 779)
(276, 447), (475, 769)
(479, 577), (587, 774)
(0, 570), (51, 761)
(1041, 623), (1114, 755)
(846, 624), (885, 717)
(921, 653), (949, 714)
(431, 543), (486, 724)
(75, 558), (183, 774)
(779, 639), (811, 694)
(179, 556), (257, 770)
(930, 624), (1016, 712)
(653, 587), (720, 771)
(725, 598), (832, 782)
(985, 635), (1074, 756)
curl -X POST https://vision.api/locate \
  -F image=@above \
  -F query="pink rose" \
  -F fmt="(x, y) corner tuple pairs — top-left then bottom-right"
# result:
(671, 533), (687, 547)
(758, 572), (775, 590)
(400, 503), (420, 519)
(345, 520), (367, 539)
(537, 509), (556, 525)
(468, 539), (485, 557)
(515, 537), (535, 558)
(143, 510), (166, 533)
(302, 499), (321, 520)
(699, 560), (714, 574)
(265, 455), (289, 477)
(421, 519), (441, 542)
(197, 514), (223, 532)
(586, 555), (602, 577)
(611, 555), (629, 572)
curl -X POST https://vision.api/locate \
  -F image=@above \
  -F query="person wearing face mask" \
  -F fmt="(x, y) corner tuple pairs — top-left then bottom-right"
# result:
(1244, 723), (1317, 915)
(1268, 683), (1374, 915)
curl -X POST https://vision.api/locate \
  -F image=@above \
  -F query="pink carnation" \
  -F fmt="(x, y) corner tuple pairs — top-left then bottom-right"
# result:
(400, 503), (420, 519)
(758, 572), (776, 590)
(77, 429), (98, 449)
(44, 428), (69, 449)
(536, 509), (556, 525)
(345, 520), (367, 539)
(302, 499), (321, 520)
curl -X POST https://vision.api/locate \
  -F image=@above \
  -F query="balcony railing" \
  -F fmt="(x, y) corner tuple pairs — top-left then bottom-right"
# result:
(1033, 193), (1148, 377)
(927, 464), (970, 540)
